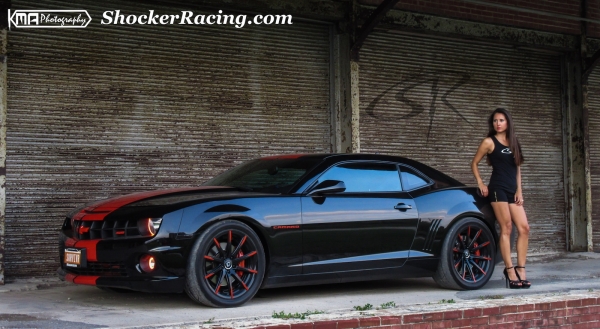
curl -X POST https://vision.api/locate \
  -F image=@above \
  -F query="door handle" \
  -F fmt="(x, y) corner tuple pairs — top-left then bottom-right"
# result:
(394, 203), (412, 211)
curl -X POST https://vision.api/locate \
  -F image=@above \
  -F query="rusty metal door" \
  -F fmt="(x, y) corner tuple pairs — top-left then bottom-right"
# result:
(588, 72), (600, 251)
(359, 31), (564, 254)
(6, 0), (332, 276)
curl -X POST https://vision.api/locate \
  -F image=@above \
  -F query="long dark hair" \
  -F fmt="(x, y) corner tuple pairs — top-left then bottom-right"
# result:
(486, 108), (524, 166)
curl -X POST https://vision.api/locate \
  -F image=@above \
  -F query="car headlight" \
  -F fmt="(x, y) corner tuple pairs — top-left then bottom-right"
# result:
(138, 218), (163, 237)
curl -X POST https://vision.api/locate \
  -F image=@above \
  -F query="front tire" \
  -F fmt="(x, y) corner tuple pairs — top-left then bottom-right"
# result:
(185, 220), (265, 307)
(433, 217), (496, 290)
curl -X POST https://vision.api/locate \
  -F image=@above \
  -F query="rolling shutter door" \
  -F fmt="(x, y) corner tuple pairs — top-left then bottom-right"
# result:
(588, 72), (600, 251)
(6, 0), (331, 276)
(359, 32), (564, 253)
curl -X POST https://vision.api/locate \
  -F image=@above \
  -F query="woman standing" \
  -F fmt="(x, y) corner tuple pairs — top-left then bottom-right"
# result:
(471, 108), (531, 289)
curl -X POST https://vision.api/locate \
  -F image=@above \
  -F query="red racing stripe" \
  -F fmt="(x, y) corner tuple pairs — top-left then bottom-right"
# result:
(74, 239), (100, 262)
(74, 186), (230, 221)
(261, 154), (305, 160)
(65, 238), (77, 247)
(65, 273), (76, 283)
(65, 273), (99, 285)
(74, 275), (99, 285)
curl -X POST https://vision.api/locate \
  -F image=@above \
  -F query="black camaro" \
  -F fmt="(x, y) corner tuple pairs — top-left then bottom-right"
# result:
(58, 153), (498, 307)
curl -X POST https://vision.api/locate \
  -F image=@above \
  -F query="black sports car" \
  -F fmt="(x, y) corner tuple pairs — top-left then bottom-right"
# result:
(58, 153), (498, 307)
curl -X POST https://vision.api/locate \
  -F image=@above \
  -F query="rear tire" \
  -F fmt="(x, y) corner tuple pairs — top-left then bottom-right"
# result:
(433, 217), (496, 290)
(185, 220), (265, 307)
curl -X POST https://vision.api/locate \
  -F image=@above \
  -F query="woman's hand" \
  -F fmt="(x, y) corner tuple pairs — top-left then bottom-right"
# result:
(515, 189), (524, 206)
(478, 182), (488, 197)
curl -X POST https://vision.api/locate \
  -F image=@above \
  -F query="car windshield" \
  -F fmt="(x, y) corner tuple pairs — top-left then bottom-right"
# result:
(203, 157), (321, 193)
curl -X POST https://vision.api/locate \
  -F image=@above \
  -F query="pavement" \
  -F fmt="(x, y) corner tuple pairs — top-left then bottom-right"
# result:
(0, 252), (599, 328)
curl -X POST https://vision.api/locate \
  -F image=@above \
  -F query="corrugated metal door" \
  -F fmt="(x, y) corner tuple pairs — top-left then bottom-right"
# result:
(360, 32), (564, 253)
(7, 1), (331, 276)
(588, 72), (600, 251)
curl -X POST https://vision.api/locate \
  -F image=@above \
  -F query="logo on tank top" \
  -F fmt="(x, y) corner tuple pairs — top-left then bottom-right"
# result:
(501, 148), (512, 154)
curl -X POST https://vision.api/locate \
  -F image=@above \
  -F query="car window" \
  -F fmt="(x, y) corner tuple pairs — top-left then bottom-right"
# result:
(204, 158), (321, 193)
(399, 166), (430, 190)
(317, 162), (401, 192)
(231, 168), (306, 190)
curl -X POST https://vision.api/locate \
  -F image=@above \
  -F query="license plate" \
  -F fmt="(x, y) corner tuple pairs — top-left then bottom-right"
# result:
(64, 248), (84, 268)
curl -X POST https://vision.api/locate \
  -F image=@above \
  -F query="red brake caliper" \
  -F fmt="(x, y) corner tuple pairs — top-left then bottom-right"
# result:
(237, 250), (245, 277)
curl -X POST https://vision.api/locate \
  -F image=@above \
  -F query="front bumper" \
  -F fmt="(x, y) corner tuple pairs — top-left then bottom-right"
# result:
(57, 267), (185, 293)
(58, 231), (188, 293)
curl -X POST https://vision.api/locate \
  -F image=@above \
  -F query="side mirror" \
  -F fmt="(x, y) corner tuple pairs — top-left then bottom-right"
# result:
(307, 180), (346, 196)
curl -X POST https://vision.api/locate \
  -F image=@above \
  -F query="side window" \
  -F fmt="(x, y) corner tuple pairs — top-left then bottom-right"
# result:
(317, 162), (401, 192)
(399, 166), (430, 191)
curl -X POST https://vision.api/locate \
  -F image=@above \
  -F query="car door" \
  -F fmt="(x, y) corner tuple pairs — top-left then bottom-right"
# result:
(300, 161), (419, 274)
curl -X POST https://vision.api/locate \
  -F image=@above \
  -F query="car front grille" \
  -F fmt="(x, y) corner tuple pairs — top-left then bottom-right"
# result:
(73, 220), (141, 240)
(66, 262), (128, 277)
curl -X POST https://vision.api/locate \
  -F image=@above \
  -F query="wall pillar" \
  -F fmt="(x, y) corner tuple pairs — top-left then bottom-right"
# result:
(562, 53), (593, 251)
(331, 33), (354, 153)
(350, 60), (360, 153)
(0, 28), (7, 284)
(581, 78), (593, 251)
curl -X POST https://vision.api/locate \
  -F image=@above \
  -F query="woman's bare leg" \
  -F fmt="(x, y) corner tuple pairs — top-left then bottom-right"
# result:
(491, 202), (518, 281)
(509, 203), (530, 279)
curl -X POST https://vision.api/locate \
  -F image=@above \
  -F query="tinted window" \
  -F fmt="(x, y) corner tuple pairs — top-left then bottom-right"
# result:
(400, 166), (429, 190)
(204, 158), (321, 193)
(317, 162), (401, 192)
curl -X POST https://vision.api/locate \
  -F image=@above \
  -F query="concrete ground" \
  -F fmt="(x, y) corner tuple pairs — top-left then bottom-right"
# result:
(0, 252), (599, 328)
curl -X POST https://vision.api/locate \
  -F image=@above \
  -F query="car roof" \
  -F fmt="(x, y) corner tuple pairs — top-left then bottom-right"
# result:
(284, 153), (463, 187)
(261, 153), (412, 163)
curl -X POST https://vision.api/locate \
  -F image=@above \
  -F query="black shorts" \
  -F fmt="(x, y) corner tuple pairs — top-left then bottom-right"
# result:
(489, 188), (515, 204)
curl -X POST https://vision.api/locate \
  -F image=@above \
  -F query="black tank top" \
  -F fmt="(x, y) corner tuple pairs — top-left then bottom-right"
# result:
(488, 135), (517, 192)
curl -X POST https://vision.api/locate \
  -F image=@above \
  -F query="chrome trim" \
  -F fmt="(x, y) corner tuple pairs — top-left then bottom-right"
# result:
(148, 246), (182, 252)
(408, 250), (434, 258)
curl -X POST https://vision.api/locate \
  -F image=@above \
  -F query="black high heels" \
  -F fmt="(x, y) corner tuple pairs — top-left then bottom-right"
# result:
(503, 267), (522, 289)
(514, 266), (531, 288)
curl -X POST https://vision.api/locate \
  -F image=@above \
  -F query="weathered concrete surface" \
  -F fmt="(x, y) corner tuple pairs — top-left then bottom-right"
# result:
(0, 252), (598, 328)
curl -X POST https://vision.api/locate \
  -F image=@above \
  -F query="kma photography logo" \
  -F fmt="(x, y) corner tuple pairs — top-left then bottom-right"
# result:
(8, 9), (92, 29)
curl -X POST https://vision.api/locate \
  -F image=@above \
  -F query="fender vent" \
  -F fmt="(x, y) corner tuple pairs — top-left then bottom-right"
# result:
(423, 219), (442, 251)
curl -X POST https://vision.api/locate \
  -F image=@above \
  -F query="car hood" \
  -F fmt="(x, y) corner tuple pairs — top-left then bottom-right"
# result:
(70, 186), (256, 221)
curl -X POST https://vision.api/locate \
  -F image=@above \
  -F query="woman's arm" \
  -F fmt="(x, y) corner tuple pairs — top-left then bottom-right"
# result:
(471, 138), (493, 197)
(515, 165), (523, 205)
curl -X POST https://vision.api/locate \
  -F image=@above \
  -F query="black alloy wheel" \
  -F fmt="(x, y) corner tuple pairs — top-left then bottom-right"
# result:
(185, 220), (265, 307)
(433, 217), (496, 290)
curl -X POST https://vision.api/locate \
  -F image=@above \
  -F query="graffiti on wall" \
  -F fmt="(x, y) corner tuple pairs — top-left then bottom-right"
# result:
(365, 71), (473, 142)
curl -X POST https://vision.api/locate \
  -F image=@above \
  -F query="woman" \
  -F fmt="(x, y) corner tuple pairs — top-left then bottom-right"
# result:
(471, 108), (531, 289)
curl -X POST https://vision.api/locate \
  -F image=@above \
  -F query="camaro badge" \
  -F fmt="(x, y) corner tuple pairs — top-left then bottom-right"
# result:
(272, 225), (300, 230)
